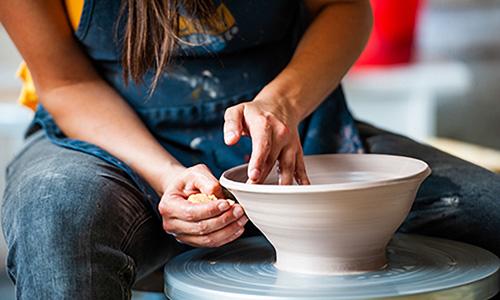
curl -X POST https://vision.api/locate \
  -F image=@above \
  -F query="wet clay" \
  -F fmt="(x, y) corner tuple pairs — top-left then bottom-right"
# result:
(220, 154), (431, 274)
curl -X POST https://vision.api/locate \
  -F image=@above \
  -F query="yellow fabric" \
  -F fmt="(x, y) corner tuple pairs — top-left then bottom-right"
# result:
(66, 0), (85, 30)
(18, 0), (84, 110)
(178, 3), (235, 37)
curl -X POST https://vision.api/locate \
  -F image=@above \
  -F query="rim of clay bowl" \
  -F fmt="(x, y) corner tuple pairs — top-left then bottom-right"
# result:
(220, 154), (431, 194)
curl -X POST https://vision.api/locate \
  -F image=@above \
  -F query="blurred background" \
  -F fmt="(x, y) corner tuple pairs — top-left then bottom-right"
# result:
(1, 0), (500, 298)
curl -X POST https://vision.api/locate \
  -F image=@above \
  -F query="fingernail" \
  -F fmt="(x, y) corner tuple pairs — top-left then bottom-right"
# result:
(218, 201), (229, 211)
(227, 200), (236, 206)
(238, 216), (248, 226)
(249, 168), (260, 180)
(235, 228), (244, 236)
(224, 132), (235, 144)
(233, 206), (244, 218)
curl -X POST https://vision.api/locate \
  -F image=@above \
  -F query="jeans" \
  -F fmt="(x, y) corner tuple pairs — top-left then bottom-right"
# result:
(2, 124), (500, 299)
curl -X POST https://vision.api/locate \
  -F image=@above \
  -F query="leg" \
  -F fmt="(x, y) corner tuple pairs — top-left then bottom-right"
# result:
(358, 122), (500, 256)
(1, 131), (183, 299)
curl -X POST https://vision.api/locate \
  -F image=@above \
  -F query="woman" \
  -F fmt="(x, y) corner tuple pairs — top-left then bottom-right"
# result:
(1, 0), (499, 299)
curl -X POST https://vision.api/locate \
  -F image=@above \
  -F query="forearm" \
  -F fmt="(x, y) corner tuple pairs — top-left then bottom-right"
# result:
(257, 0), (372, 122)
(40, 80), (185, 195)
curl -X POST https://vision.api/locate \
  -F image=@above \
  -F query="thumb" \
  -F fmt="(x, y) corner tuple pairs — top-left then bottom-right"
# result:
(192, 165), (224, 198)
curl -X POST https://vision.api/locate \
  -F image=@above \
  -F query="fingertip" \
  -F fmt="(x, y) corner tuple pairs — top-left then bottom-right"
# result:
(212, 185), (225, 199)
(237, 215), (249, 227)
(198, 180), (222, 197)
(248, 168), (261, 182)
(232, 204), (244, 218)
(224, 131), (234, 145)
(296, 174), (311, 185)
(234, 227), (245, 237)
(278, 176), (293, 185)
(224, 131), (240, 145)
(217, 200), (230, 212)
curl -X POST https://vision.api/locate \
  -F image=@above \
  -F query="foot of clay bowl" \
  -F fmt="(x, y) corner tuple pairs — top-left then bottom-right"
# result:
(220, 154), (431, 275)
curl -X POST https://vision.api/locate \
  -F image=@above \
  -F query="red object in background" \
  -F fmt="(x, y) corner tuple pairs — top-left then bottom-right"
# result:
(354, 0), (422, 67)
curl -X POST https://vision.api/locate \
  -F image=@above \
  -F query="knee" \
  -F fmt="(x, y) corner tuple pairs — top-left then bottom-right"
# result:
(2, 150), (148, 254)
(2, 156), (112, 254)
(1, 147), (147, 297)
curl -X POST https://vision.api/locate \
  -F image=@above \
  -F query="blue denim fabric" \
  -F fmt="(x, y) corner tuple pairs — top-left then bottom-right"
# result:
(357, 122), (500, 256)
(2, 131), (188, 299)
(30, 0), (363, 216)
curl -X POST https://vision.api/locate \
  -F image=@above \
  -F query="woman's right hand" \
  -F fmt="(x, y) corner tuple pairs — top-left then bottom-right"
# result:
(158, 164), (248, 248)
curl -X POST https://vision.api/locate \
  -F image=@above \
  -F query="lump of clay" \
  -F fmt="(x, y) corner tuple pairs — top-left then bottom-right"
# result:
(187, 193), (218, 204)
(187, 193), (236, 206)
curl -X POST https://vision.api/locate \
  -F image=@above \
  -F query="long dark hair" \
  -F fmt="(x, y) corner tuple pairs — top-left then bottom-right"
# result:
(120, 1), (216, 91)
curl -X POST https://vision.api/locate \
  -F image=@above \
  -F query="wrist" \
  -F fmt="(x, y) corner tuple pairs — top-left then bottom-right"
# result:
(157, 161), (186, 195)
(255, 68), (309, 124)
(254, 85), (303, 126)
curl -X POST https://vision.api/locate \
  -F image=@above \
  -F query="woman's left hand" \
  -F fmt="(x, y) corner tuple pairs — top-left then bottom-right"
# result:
(223, 92), (310, 185)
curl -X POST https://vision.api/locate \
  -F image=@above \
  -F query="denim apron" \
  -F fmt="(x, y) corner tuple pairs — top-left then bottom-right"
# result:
(29, 0), (364, 217)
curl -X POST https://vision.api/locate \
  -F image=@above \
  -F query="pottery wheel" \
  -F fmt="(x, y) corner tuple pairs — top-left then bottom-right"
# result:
(164, 234), (499, 300)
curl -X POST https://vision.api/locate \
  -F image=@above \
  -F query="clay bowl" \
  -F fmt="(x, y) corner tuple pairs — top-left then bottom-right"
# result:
(220, 154), (431, 275)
